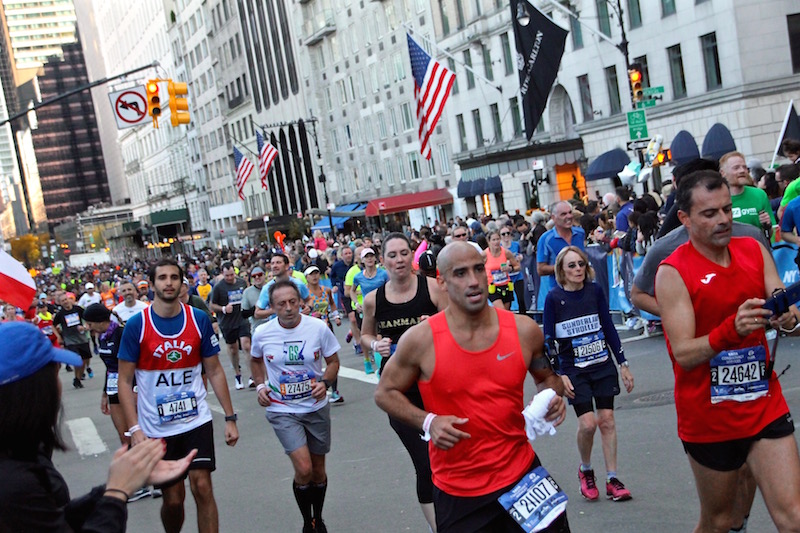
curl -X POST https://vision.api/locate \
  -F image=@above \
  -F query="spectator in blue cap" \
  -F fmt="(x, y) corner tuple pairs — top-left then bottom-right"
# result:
(0, 321), (196, 532)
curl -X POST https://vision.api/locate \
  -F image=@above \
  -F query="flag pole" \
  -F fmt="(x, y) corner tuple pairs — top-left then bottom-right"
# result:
(771, 99), (794, 169)
(402, 22), (502, 94)
(228, 132), (258, 157)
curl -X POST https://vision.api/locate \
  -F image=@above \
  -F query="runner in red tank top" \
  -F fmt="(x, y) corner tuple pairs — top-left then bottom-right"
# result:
(376, 241), (569, 533)
(656, 169), (800, 532)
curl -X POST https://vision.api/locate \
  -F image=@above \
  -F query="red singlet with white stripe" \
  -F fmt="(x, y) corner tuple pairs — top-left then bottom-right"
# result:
(659, 237), (788, 443)
(418, 308), (535, 497)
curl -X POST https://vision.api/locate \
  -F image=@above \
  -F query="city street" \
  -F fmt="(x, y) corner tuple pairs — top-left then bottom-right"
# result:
(55, 319), (800, 532)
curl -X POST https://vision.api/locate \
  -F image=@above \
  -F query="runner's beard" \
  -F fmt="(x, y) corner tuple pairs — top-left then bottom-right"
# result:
(154, 287), (179, 302)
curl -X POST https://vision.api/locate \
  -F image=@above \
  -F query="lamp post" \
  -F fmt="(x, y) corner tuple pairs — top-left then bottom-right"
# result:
(307, 116), (335, 237)
(263, 215), (270, 245)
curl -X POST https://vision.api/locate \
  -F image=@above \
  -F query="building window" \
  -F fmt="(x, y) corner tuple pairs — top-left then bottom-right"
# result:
(700, 33), (722, 90)
(409, 153), (422, 180)
(661, 0), (676, 17)
(385, 159), (395, 185)
(390, 107), (399, 135)
(482, 43), (493, 81)
(501, 33), (514, 76)
(473, 0), (481, 18)
(510, 97), (523, 138)
(570, 13), (583, 50)
(790, 14), (800, 74)
(345, 124), (354, 148)
(332, 129), (341, 152)
(668, 44), (687, 99)
(578, 74), (593, 122)
(464, 50), (475, 89)
(364, 119), (374, 143)
(457, 114), (468, 151)
(377, 112), (388, 139)
(628, 0), (642, 28)
(394, 53), (406, 81)
(605, 66), (622, 115)
(596, 0), (611, 37)
(397, 156), (408, 182)
(427, 156), (435, 177)
(401, 102), (414, 131)
(473, 109), (484, 147)
(449, 58), (459, 94)
(439, 144), (451, 174)
(439, 0), (450, 35)
(456, 0), (465, 28)
(490, 103), (502, 143)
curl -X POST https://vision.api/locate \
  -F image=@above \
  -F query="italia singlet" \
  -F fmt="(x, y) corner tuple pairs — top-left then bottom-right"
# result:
(659, 237), (789, 443)
(135, 304), (212, 438)
(419, 308), (535, 497)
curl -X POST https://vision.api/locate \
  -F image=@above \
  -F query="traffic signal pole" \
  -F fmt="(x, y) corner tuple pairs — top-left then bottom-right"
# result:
(2, 61), (159, 232)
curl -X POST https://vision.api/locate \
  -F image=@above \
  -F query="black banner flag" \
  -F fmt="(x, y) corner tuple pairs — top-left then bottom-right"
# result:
(510, 0), (568, 140)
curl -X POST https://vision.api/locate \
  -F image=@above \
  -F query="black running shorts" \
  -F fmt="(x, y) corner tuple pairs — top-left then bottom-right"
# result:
(158, 421), (216, 488)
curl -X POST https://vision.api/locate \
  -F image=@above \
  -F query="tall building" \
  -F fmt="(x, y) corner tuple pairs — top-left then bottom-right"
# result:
(2, 0), (78, 72)
(31, 39), (109, 225)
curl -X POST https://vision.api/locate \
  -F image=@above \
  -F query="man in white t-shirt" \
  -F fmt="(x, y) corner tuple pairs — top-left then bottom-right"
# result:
(77, 283), (101, 308)
(250, 279), (340, 533)
(112, 281), (148, 323)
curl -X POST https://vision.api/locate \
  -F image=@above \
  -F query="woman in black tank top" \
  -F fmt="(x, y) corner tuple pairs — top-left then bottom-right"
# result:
(361, 233), (447, 531)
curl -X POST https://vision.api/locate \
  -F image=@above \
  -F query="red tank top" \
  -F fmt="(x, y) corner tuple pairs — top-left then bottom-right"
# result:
(418, 308), (535, 497)
(485, 247), (510, 286)
(659, 237), (788, 443)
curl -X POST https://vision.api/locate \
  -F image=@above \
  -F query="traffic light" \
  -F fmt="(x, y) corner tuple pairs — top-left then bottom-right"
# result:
(654, 149), (672, 166)
(146, 80), (161, 128)
(168, 80), (191, 126)
(628, 63), (643, 103)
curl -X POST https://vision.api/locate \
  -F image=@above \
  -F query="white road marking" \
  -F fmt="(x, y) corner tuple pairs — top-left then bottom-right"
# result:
(338, 366), (379, 384)
(66, 417), (108, 457)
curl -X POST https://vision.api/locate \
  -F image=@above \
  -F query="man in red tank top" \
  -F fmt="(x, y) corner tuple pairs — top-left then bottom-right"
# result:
(375, 241), (569, 532)
(656, 170), (800, 532)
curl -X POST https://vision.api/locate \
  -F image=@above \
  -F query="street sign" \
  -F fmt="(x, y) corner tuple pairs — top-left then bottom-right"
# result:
(627, 110), (649, 140)
(636, 99), (657, 109)
(108, 86), (148, 129)
(642, 86), (665, 96)
(626, 139), (651, 151)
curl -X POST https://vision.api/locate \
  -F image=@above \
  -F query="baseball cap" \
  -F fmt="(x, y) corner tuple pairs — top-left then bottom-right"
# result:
(39, 293), (47, 300)
(137, 280), (149, 288)
(361, 248), (376, 259)
(83, 303), (111, 323)
(251, 266), (265, 276)
(304, 265), (320, 276)
(0, 322), (83, 385)
(85, 282), (94, 290)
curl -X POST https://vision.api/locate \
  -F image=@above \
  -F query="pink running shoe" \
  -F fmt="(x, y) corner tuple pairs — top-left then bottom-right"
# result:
(578, 468), (599, 500)
(606, 477), (632, 501)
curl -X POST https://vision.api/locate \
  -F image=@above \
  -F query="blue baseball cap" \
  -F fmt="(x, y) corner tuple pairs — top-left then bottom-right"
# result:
(0, 322), (83, 385)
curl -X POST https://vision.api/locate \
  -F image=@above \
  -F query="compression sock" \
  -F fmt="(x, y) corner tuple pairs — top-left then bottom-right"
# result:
(580, 463), (592, 472)
(293, 482), (313, 525)
(606, 471), (617, 481)
(311, 480), (328, 519)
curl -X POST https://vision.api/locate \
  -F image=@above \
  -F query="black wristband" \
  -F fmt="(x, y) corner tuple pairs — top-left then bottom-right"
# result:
(225, 414), (238, 422)
(321, 379), (332, 390)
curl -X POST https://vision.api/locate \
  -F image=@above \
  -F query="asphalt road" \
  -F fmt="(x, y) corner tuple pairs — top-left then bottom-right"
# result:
(54, 319), (800, 532)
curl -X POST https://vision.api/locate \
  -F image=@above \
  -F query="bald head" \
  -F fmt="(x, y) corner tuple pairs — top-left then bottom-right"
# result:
(438, 241), (483, 277)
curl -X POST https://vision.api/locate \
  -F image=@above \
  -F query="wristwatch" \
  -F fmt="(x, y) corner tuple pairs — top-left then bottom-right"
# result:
(618, 361), (630, 368)
(224, 414), (238, 422)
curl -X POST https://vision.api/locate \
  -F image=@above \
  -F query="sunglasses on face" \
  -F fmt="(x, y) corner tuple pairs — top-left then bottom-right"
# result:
(500, 232), (510, 236)
(566, 261), (586, 269)
(453, 233), (467, 238)
(252, 273), (264, 278)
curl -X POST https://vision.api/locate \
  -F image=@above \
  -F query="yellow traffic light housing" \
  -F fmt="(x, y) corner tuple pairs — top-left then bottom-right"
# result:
(146, 80), (161, 128)
(655, 149), (672, 166)
(628, 64), (643, 103)
(168, 81), (190, 126)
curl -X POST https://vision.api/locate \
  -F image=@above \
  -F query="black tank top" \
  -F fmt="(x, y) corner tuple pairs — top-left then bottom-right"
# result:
(374, 275), (438, 379)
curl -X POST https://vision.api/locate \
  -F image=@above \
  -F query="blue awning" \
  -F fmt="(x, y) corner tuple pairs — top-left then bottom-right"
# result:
(670, 130), (700, 166)
(584, 148), (631, 182)
(484, 176), (503, 194)
(701, 123), (736, 161)
(457, 176), (504, 197)
(457, 179), (473, 198)
(310, 202), (367, 231)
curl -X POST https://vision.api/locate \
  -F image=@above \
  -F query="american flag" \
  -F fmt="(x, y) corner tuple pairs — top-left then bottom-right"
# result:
(256, 131), (278, 190)
(407, 33), (455, 160)
(233, 146), (253, 200)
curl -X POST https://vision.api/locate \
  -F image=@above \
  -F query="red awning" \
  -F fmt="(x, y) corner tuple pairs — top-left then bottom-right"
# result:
(365, 188), (453, 216)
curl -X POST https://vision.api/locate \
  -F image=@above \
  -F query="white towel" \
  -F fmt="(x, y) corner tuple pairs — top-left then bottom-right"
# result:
(522, 388), (557, 441)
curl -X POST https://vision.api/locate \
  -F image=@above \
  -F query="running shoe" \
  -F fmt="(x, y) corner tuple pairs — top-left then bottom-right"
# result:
(65, 365), (72, 372)
(606, 477), (632, 501)
(330, 392), (344, 404)
(73, 377), (83, 389)
(364, 359), (374, 375)
(314, 518), (328, 533)
(345, 330), (353, 343)
(128, 487), (152, 502)
(578, 468), (599, 500)
(87, 367), (94, 379)
(303, 522), (315, 533)
(150, 488), (163, 499)
(234, 375), (244, 390)
(354, 343), (363, 355)
(248, 377), (256, 388)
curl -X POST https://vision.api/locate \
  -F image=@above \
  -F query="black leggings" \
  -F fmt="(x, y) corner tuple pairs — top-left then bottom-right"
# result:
(387, 386), (433, 503)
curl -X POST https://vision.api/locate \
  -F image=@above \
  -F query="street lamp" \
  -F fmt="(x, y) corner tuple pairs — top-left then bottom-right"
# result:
(308, 117), (335, 237)
(516, 2), (530, 26)
(263, 215), (271, 245)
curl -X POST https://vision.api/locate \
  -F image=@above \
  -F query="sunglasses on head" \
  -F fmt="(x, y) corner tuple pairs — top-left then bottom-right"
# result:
(566, 261), (586, 269)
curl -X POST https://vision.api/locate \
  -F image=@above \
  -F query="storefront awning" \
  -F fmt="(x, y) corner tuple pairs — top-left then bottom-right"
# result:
(150, 208), (189, 227)
(365, 188), (453, 216)
(457, 176), (503, 198)
(584, 148), (631, 182)
(310, 202), (368, 231)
